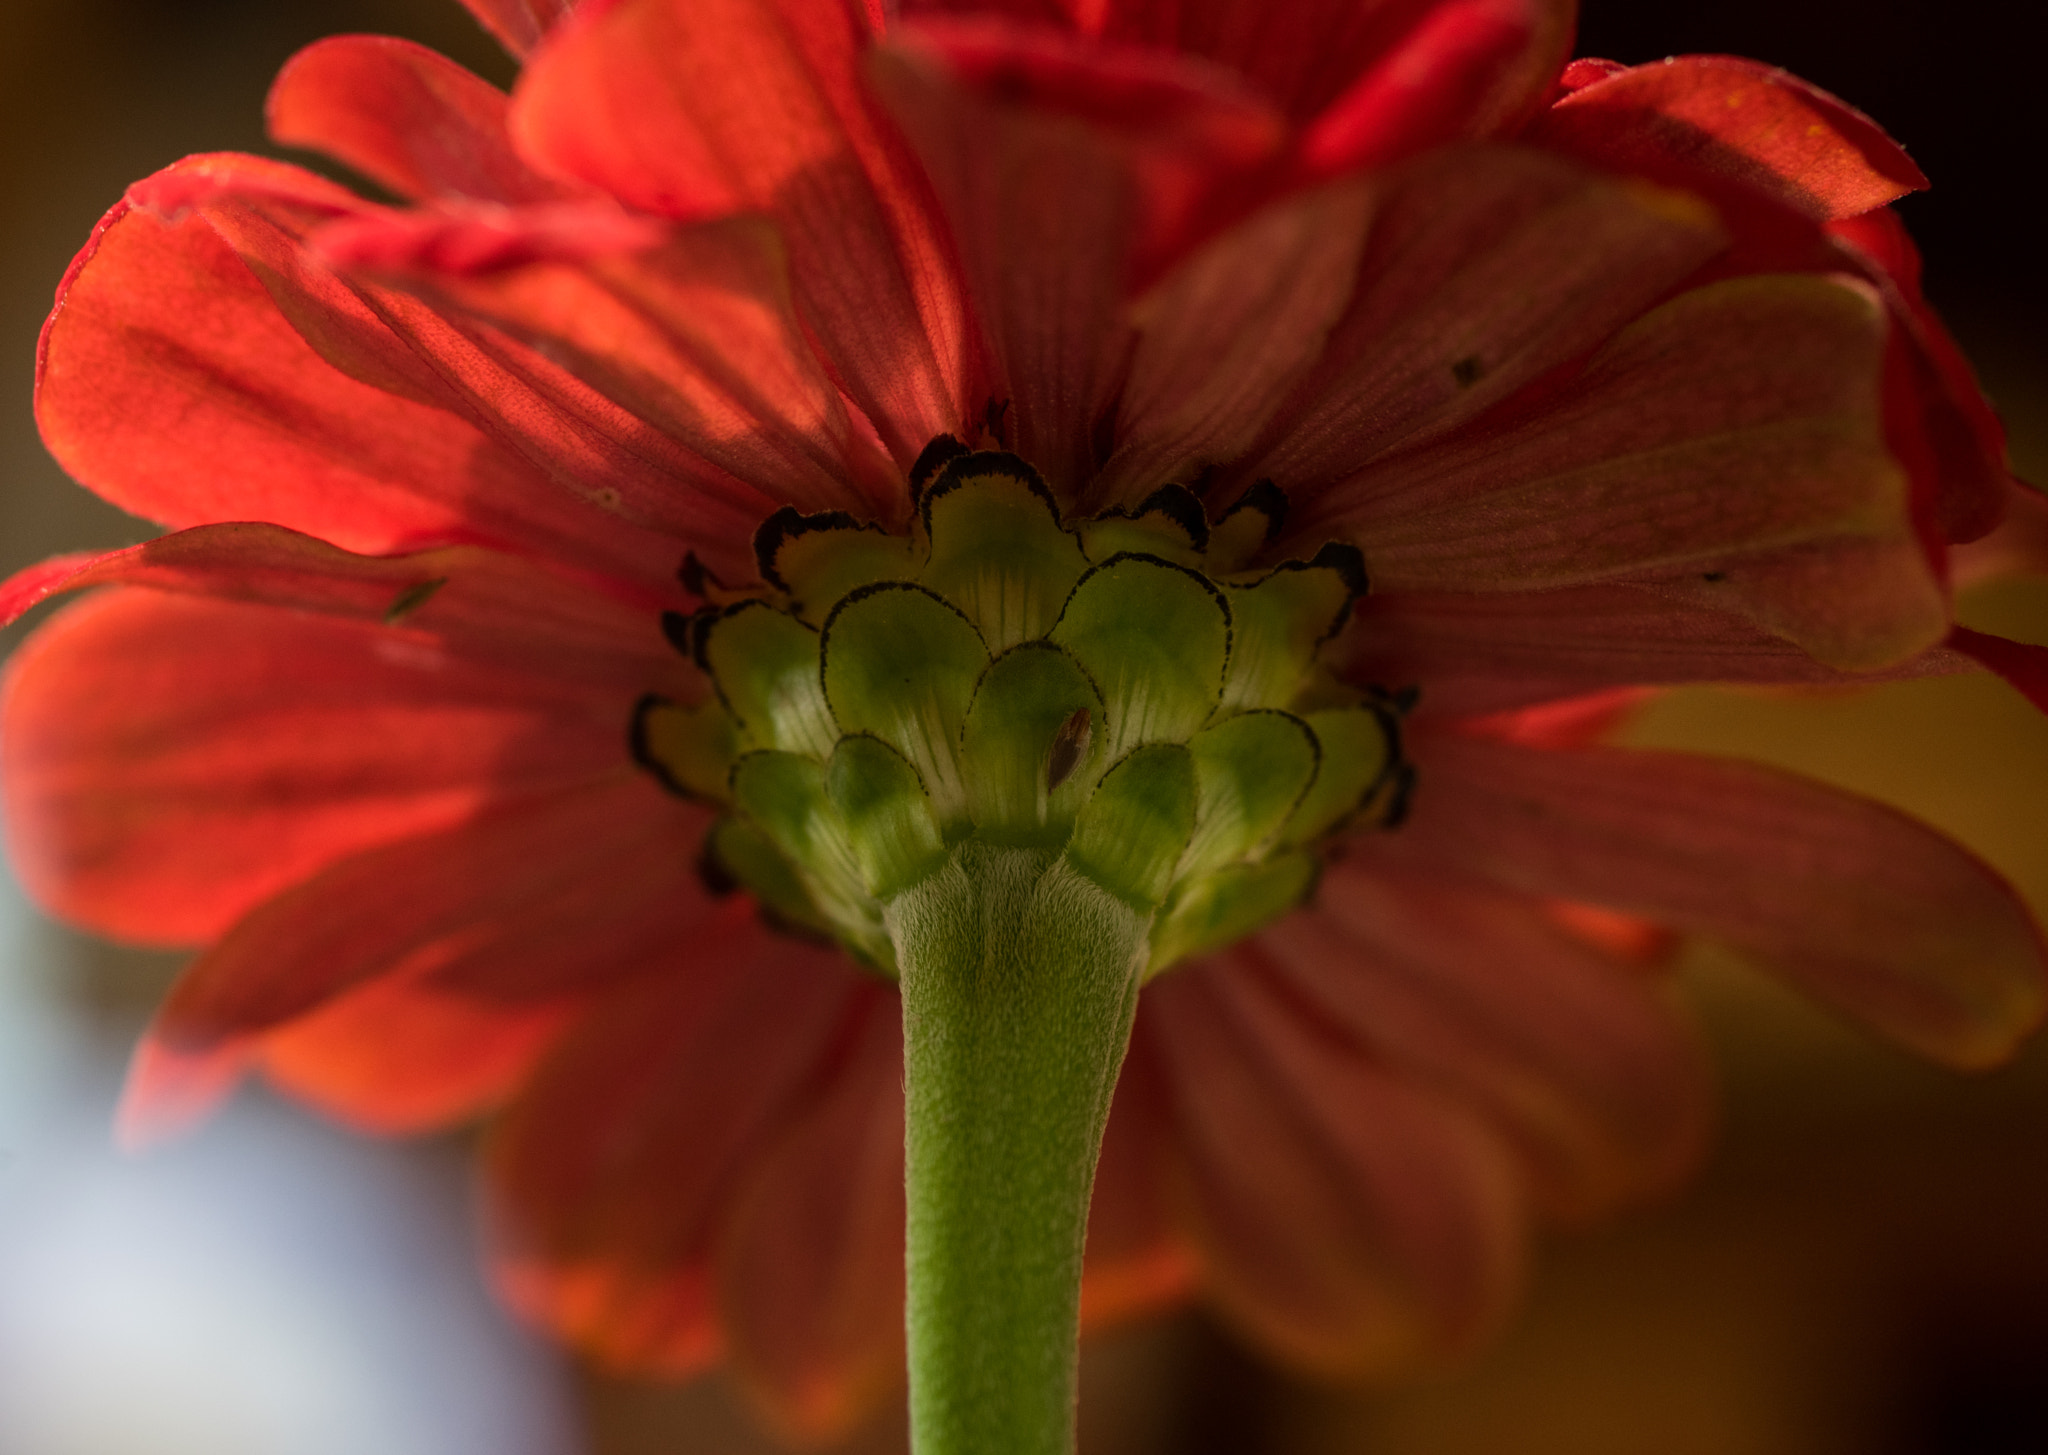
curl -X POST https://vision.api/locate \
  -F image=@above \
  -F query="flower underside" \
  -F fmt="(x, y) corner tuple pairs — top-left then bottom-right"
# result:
(633, 447), (1410, 978)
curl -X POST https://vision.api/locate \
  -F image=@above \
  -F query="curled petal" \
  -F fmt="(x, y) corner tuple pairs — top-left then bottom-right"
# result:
(1532, 56), (1926, 223)
(1144, 958), (1525, 1377)
(1369, 731), (2048, 1069)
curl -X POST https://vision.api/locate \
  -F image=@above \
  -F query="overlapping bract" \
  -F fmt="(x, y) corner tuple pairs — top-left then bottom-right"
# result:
(4, 0), (2046, 1438)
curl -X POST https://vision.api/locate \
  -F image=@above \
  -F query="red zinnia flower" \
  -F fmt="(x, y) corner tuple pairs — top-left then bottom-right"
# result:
(5, 0), (2047, 1446)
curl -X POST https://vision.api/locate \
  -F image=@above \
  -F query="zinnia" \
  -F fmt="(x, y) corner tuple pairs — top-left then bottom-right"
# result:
(5, 0), (2047, 1449)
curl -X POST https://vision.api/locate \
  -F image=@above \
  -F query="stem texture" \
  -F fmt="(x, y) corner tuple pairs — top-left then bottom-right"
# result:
(889, 843), (1151, 1455)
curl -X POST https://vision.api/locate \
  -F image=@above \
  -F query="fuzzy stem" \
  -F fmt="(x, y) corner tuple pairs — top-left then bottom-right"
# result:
(889, 842), (1151, 1455)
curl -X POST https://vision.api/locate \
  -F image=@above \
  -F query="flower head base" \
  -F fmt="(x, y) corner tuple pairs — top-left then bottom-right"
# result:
(637, 447), (1403, 976)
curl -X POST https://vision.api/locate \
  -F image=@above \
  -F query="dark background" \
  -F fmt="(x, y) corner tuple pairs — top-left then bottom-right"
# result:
(2, 3), (2046, 1453)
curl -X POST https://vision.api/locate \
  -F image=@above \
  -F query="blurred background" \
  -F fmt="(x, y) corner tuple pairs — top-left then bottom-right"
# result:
(1, 1), (2045, 1451)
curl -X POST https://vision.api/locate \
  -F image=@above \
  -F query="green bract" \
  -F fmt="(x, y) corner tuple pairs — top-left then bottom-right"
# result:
(635, 451), (1408, 978)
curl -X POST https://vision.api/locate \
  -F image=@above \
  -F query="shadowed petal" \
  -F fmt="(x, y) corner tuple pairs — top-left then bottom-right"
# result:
(873, 21), (1285, 489)
(1365, 731), (2048, 1068)
(1093, 179), (1374, 506)
(512, 0), (979, 462)
(1350, 584), (1973, 718)
(320, 214), (903, 521)
(1252, 868), (1713, 1220)
(715, 992), (907, 1442)
(1319, 274), (1943, 670)
(2, 591), (639, 945)
(487, 923), (869, 1376)
(1248, 145), (1726, 494)
(1144, 958), (1524, 1377)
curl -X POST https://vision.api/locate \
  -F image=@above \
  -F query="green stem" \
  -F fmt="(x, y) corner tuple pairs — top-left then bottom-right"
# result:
(888, 842), (1152, 1455)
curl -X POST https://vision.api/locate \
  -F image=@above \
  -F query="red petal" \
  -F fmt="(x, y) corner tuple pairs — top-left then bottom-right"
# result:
(149, 779), (712, 1050)
(1249, 144), (1725, 496)
(1320, 274), (1944, 671)
(259, 976), (577, 1134)
(38, 164), (685, 587)
(511, 0), (978, 462)
(872, 20), (1284, 488)
(1253, 869), (1713, 1220)
(1533, 56), (1926, 223)
(1368, 731), (2048, 1069)
(163, 160), (780, 574)
(1144, 958), (1524, 1377)
(486, 924), (870, 1375)
(2, 590), (633, 945)
(1950, 626), (2048, 715)
(909, 0), (1571, 143)
(715, 994), (907, 1442)
(458, 0), (578, 57)
(268, 37), (567, 204)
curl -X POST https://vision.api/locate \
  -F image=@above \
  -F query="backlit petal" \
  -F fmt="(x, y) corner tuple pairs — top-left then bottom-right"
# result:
(512, 0), (978, 461)
(2, 590), (636, 945)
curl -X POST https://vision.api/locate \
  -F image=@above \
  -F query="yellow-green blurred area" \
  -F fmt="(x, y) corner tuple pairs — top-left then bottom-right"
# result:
(1, 1), (2044, 1452)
